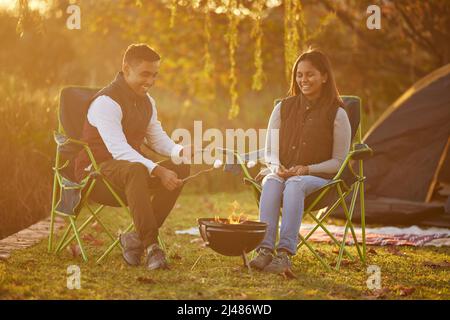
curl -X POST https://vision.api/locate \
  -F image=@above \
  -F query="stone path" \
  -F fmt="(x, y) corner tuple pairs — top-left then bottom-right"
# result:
(0, 217), (65, 260)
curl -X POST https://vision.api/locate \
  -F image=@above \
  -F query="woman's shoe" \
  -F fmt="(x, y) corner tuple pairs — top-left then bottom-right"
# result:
(263, 251), (292, 273)
(249, 247), (274, 270)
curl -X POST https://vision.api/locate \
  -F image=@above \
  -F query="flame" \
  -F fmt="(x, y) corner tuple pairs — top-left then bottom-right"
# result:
(214, 200), (248, 224)
(227, 212), (247, 224)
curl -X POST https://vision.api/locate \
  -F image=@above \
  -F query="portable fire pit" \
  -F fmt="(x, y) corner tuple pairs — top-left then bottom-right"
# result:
(198, 218), (267, 270)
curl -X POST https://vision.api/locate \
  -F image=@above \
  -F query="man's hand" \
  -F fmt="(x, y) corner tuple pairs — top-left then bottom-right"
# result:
(152, 165), (183, 191)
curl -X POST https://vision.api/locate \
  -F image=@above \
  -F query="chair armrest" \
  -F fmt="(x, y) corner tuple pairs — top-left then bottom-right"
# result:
(243, 177), (262, 192)
(313, 179), (344, 193)
(217, 147), (265, 179)
(53, 131), (102, 171)
(350, 143), (373, 160)
(53, 131), (88, 147)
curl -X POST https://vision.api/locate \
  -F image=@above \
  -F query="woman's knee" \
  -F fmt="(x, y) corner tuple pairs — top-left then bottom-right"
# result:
(284, 176), (309, 193)
(262, 173), (284, 187)
(285, 175), (328, 195)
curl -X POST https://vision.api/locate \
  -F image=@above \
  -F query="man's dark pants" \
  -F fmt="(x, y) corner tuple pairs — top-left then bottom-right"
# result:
(89, 159), (190, 248)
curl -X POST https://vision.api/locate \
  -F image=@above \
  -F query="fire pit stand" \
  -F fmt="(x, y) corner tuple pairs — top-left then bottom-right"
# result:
(241, 250), (251, 272)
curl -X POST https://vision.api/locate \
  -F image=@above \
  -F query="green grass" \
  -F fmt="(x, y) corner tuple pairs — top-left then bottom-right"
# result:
(0, 190), (449, 300)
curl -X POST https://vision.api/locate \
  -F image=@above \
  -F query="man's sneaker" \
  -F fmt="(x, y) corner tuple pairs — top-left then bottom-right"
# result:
(263, 251), (292, 273)
(119, 231), (144, 266)
(249, 247), (274, 270)
(146, 243), (169, 270)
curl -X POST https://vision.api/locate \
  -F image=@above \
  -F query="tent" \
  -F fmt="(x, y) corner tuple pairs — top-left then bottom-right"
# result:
(348, 64), (450, 226)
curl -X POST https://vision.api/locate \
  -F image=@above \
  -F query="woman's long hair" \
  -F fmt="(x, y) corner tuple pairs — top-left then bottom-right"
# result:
(287, 49), (343, 107)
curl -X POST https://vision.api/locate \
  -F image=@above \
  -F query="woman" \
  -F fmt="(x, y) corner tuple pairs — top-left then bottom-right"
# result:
(250, 49), (352, 273)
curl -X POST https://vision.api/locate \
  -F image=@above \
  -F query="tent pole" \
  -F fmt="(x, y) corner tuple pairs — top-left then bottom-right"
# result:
(425, 136), (450, 203)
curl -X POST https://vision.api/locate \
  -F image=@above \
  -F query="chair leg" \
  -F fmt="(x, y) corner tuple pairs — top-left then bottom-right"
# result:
(56, 204), (106, 253)
(48, 174), (60, 253)
(305, 211), (355, 261)
(335, 197), (358, 270)
(48, 210), (56, 253)
(55, 222), (73, 254)
(69, 216), (88, 262)
(298, 234), (332, 271)
(57, 214), (96, 253)
(96, 222), (134, 264)
(336, 184), (363, 269)
(359, 177), (367, 264)
(298, 195), (354, 260)
(86, 204), (116, 243)
(55, 178), (97, 254)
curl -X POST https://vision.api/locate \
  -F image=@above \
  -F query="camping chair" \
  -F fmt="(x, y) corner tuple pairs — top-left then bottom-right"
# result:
(221, 96), (373, 271)
(48, 87), (165, 263)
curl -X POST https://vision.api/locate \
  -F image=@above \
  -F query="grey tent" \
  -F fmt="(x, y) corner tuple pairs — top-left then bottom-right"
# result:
(351, 64), (450, 226)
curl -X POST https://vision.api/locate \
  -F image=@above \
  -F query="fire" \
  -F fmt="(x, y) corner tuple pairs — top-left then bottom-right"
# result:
(214, 200), (248, 224)
(227, 212), (247, 224)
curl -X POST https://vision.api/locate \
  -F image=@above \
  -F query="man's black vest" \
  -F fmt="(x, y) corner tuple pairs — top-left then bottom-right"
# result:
(74, 72), (153, 181)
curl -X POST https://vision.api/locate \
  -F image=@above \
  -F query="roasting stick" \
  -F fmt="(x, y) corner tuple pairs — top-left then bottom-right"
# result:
(180, 147), (257, 183)
(182, 155), (224, 183)
(182, 167), (215, 183)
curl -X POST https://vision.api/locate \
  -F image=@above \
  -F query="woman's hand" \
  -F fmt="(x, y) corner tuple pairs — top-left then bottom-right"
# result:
(290, 165), (309, 176)
(276, 165), (292, 179)
(277, 165), (309, 178)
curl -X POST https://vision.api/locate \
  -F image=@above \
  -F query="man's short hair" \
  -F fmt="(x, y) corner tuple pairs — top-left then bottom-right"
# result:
(123, 44), (161, 66)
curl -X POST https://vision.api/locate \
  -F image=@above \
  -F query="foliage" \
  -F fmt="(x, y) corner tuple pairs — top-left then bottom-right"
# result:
(1, 0), (449, 237)
(225, 0), (240, 119)
(250, 0), (265, 91)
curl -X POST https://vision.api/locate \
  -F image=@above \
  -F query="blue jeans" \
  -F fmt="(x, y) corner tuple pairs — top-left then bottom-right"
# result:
(258, 174), (330, 255)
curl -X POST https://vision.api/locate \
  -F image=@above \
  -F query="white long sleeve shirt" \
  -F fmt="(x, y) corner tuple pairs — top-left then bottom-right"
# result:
(87, 94), (183, 175)
(265, 101), (351, 175)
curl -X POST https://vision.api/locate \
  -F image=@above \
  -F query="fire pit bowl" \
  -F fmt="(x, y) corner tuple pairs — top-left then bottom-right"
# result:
(198, 218), (267, 257)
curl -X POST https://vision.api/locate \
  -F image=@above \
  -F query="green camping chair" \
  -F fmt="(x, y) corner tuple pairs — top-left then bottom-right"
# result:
(48, 87), (165, 263)
(221, 96), (372, 271)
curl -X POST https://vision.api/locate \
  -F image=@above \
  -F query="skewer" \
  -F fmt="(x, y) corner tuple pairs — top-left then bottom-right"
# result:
(182, 167), (214, 183)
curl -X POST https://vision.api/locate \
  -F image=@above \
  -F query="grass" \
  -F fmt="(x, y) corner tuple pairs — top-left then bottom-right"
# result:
(0, 189), (449, 300)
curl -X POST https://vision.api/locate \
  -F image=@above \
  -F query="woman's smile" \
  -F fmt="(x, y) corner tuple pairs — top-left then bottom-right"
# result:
(296, 60), (327, 100)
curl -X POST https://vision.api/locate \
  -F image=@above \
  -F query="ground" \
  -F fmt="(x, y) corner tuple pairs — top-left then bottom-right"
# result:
(0, 190), (449, 300)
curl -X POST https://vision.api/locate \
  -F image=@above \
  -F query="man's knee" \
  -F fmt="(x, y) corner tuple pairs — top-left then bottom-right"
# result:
(128, 162), (150, 181)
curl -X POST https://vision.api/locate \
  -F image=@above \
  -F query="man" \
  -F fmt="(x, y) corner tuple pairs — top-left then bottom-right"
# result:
(74, 44), (191, 270)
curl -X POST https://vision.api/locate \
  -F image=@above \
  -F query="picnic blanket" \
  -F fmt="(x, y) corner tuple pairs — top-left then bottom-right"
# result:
(176, 224), (450, 247)
(299, 224), (450, 247)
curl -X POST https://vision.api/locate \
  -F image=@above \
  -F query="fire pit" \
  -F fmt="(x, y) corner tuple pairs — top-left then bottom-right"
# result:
(198, 218), (267, 270)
